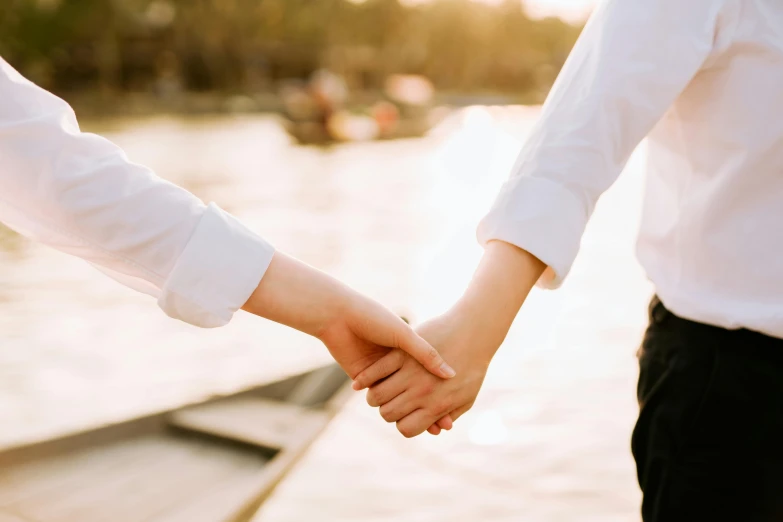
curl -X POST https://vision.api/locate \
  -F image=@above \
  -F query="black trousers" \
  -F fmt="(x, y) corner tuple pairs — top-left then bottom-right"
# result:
(632, 297), (783, 522)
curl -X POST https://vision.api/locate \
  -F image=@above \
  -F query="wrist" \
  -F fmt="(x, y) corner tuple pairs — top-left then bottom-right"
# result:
(461, 241), (543, 319)
(446, 240), (546, 363)
(243, 252), (352, 338)
(439, 306), (503, 369)
(312, 283), (355, 340)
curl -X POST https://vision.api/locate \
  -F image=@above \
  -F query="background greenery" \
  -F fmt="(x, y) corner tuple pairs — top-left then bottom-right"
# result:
(0, 0), (582, 107)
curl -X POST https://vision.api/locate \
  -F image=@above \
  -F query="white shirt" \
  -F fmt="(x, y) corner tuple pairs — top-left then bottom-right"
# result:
(0, 57), (275, 328)
(478, 0), (783, 338)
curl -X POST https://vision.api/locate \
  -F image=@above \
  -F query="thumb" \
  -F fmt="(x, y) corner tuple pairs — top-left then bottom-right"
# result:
(395, 326), (456, 379)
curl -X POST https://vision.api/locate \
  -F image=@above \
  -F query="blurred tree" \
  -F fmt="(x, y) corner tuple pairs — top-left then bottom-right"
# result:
(0, 0), (582, 101)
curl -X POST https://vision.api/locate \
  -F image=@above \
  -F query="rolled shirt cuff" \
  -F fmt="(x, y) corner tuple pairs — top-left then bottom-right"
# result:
(477, 176), (589, 289)
(158, 203), (275, 327)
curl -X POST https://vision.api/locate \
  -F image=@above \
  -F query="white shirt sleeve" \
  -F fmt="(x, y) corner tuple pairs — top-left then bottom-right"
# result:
(477, 0), (731, 288)
(0, 56), (275, 328)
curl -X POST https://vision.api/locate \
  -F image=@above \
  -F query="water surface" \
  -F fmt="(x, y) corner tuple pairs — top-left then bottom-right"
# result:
(0, 108), (650, 521)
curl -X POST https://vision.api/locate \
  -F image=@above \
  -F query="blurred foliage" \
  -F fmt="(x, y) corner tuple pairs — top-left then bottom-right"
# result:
(0, 0), (581, 99)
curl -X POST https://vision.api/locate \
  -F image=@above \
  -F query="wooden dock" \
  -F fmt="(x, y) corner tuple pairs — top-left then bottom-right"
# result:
(0, 364), (351, 522)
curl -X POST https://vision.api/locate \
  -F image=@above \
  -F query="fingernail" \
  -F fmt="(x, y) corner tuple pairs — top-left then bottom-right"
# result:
(440, 363), (456, 378)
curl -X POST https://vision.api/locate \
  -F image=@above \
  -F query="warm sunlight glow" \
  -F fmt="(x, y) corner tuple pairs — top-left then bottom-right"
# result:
(468, 410), (510, 446)
(393, 0), (596, 23)
(470, 0), (506, 7)
(526, 0), (595, 22)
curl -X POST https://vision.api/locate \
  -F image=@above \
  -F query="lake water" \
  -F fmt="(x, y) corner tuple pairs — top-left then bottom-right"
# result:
(0, 107), (651, 521)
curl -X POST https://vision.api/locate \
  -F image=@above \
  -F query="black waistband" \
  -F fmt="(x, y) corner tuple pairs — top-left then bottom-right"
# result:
(648, 295), (783, 356)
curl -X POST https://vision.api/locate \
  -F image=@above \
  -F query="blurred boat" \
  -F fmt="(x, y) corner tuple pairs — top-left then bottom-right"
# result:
(280, 72), (437, 145)
(282, 110), (434, 145)
(0, 364), (351, 522)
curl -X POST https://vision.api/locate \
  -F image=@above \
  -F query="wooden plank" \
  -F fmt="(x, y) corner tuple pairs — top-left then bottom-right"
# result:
(116, 435), (268, 522)
(0, 436), (167, 508)
(147, 466), (274, 522)
(0, 413), (166, 468)
(168, 398), (329, 450)
(8, 434), (271, 522)
(46, 438), (266, 522)
(17, 436), (193, 521)
(151, 432), (319, 522)
(0, 365), (352, 522)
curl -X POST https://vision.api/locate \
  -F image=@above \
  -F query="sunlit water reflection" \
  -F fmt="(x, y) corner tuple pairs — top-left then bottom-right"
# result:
(0, 107), (650, 521)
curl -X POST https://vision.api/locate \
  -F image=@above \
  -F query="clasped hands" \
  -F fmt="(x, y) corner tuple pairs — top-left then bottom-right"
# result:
(351, 310), (496, 438)
(245, 243), (541, 439)
(345, 239), (543, 438)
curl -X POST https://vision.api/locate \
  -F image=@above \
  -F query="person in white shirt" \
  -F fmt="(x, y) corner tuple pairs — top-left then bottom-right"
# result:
(353, 0), (783, 518)
(0, 55), (458, 432)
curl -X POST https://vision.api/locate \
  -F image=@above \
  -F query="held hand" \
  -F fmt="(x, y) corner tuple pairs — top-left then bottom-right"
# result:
(353, 313), (493, 438)
(316, 292), (457, 380)
(243, 252), (456, 381)
(353, 240), (545, 437)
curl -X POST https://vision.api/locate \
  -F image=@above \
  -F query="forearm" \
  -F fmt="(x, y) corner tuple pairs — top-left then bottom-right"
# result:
(242, 251), (349, 338)
(450, 240), (545, 363)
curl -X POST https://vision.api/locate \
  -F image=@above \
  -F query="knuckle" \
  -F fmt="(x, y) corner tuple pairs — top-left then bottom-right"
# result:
(382, 358), (395, 374)
(398, 424), (416, 439)
(419, 381), (435, 396)
(391, 328), (406, 348)
(430, 400), (450, 416)
(380, 408), (395, 423)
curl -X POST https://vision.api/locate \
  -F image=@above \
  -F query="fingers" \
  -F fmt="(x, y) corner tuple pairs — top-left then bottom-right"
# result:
(378, 392), (418, 423)
(436, 415), (453, 430)
(448, 404), (473, 424)
(395, 396), (456, 437)
(366, 373), (407, 407)
(352, 350), (405, 391)
(426, 414), (453, 435)
(396, 409), (436, 439)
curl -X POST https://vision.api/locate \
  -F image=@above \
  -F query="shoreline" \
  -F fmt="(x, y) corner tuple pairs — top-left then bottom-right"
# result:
(64, 90), (540, 120)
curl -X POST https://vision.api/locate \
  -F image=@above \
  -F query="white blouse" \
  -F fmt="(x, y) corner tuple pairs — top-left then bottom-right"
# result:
(479, 0), (783, 337)
(0, 56), (275, 328)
